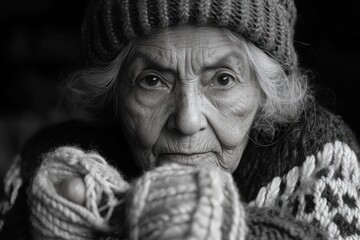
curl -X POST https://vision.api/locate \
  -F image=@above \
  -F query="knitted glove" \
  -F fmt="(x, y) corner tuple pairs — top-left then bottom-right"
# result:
(27, 148), (247, 240)
(26, 146), (328, 240)
(27, 146), (130, 240)
(124, 163), (247, 240)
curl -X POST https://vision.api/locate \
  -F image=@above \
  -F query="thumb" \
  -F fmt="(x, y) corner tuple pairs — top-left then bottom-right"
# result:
(56, 177), (86, 205)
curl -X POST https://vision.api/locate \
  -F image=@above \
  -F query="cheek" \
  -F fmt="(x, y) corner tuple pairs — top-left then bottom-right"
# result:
(119, 91), (170, 149)
(208, 84), (260, 147)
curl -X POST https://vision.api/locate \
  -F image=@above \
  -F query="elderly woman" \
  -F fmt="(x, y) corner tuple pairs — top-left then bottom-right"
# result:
(1, 0), (360, 239)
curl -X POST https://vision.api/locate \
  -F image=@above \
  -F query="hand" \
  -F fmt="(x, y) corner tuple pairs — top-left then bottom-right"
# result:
(125, 164), (248, 240)
(27, 146), (129, 240)
(56, 177), (86, 206)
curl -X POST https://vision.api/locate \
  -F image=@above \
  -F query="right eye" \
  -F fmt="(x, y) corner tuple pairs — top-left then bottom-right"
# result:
(138, 74), (167, 89)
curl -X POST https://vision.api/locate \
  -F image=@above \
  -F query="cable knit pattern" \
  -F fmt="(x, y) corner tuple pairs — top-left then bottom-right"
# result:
(82, 0), (297, 72)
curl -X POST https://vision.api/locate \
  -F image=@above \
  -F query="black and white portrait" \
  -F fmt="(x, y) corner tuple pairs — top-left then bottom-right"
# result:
(1, 0), (360, 239)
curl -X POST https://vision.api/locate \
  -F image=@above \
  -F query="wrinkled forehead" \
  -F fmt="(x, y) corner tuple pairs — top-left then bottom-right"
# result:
(123, 26), (249, 71)
(133, 26), (237, 51)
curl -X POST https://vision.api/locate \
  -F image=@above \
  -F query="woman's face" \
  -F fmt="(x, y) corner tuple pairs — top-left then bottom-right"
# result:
(118, 26), (260, 173)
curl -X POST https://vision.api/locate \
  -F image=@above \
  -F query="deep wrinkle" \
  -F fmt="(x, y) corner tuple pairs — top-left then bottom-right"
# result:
(126, 47), (247, 85)
(118, 26), (261, 172)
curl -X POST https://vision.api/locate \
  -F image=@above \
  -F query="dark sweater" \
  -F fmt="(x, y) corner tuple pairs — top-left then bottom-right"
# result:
(1, 103), (359, 239)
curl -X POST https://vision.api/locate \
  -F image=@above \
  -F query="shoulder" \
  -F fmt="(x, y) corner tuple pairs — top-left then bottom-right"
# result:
(301, 104), (359, 156)
(247, 113), (360, 239)
(234, 102), (360, 202)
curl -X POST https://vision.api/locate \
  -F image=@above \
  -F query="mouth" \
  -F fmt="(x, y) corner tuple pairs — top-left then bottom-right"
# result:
(156, 152), (216, 167)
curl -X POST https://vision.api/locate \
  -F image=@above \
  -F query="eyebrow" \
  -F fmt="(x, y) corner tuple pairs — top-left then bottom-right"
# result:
(203, 53), (243, 71)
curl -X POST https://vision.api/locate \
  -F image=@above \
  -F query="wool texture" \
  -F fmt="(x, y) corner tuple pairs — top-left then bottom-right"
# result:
(21, 154), (328, 240)
(26, 146), (129, 240)
(250, 141), (360, 240)
(125, 163), (247, 240)
(124, 163), (326, 240)
(82, 0), (298, 72)
(1, 104), (359, 240)
(234, 104), (360, 202)
(0, 155), (22, 230)
(245, 207), (327, 240)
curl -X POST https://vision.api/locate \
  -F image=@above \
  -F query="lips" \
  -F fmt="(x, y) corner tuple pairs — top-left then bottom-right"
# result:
(156, 152), (217, 167)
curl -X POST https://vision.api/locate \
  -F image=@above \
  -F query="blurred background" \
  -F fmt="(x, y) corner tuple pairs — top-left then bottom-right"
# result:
(0, 0), (359, 179)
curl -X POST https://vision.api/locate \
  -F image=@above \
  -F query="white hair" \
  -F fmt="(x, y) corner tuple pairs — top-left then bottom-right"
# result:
(65, 44), (131, 120)
(224, 29), (312, 138)
(66, 29), (312, 138)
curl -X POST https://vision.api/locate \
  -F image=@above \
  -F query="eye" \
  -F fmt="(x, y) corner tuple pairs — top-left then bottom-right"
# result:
(211, 72), (236, 88)
(138, 74), (167, 89)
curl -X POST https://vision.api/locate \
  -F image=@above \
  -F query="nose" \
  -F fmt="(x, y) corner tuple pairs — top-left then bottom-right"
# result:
(167, 91), (206, 136)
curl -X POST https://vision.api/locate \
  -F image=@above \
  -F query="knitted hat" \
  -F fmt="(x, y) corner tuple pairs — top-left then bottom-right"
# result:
(82, 0), (298, 72)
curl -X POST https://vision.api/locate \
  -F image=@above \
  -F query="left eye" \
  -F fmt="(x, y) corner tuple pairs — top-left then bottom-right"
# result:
(138, 74), (167, 89)
(211, 73), (236, 87)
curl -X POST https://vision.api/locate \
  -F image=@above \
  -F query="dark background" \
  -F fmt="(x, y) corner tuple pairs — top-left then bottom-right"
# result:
(0, 0), (359, 177)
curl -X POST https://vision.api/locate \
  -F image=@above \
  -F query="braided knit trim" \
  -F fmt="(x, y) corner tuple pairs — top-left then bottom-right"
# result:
(249, 141), (360, 240)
